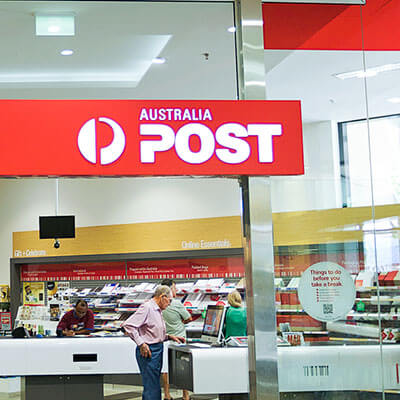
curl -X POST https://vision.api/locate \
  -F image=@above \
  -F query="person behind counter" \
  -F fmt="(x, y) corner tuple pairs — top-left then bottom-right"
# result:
(56, 299), (94, 337)
(160, 279), (192, 400)
(224, 290), (247, 339)
(122, 285), (185, 400)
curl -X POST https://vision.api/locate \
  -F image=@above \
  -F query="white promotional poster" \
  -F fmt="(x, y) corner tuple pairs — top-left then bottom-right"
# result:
(298, 262), (356, 322)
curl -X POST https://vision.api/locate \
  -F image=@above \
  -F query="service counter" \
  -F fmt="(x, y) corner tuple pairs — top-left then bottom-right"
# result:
(168, 342), (400, 395)
(0, 336), (168, 376)
(3, 337), (400, 399)
(0, 336), (166, 400)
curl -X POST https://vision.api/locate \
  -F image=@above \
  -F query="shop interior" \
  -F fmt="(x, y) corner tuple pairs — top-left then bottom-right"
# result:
(1, 0), (400, 399)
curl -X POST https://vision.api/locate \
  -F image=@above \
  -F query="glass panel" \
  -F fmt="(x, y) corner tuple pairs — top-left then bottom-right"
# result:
(341, 115), (400, 207)
(360, 0), (400, 395)
(263, 1), (386, 398)
(0, 2), (239, 400)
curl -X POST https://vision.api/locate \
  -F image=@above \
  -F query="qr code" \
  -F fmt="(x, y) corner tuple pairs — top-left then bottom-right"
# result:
(323, 303), (333, 314)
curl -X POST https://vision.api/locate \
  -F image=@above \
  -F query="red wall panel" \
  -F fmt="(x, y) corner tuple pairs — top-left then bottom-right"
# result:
(263, 0), (400, 51)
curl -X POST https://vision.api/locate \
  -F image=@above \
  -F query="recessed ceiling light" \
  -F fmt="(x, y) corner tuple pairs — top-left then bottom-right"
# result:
(60, 49), (74, 56)
(152, 57), (166, 64)
(388, 97), (400, 104)
(48, 25), (61, 33)
(228, 26), (236, 33)
(35, 14), (75, 36)
(334, 63), (400, 80)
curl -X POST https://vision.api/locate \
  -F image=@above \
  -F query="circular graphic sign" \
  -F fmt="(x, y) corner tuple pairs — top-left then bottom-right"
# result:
(298, 262), (356, 322)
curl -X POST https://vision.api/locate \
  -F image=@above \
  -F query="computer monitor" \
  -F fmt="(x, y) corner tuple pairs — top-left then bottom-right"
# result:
(200, 304), (226, 344)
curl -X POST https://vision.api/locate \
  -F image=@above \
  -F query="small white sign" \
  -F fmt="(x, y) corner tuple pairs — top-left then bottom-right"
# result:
(298, 262), (355, 322)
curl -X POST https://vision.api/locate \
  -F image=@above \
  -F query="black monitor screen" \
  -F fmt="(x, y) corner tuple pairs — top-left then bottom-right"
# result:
(201, 305), (225, 340)
(39, 216), (75, 239)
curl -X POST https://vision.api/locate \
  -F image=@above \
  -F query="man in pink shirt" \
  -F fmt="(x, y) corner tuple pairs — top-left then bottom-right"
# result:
(123, 285), (185, 400)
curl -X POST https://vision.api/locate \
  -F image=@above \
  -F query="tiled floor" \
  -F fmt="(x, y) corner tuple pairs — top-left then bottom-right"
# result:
(0, 383), (218, 400)
(104, 384), (217, 400)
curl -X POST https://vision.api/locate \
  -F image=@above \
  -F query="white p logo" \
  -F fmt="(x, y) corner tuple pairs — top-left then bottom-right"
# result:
(77, 117), (126, 165)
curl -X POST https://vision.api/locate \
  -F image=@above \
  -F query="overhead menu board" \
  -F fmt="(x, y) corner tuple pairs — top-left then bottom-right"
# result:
(21, 257), (244, 281)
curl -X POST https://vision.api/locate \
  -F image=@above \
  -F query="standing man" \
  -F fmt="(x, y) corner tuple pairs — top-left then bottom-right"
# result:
(161, 279), (192, 400)
(122, 285), (185, 400)
(56, 299), (94, 336)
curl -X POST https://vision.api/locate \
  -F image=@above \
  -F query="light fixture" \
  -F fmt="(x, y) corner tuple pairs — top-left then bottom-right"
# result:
(35, 14), (75, 36)
(48, 25), (60, 33)
(228, 26), (236, 33)
(152, 57), (166, 64)
(334, 63), (400, 80)
(388, 97), (400, 104)
(60, 49), (74, 56)
(242, 20), (263, 27)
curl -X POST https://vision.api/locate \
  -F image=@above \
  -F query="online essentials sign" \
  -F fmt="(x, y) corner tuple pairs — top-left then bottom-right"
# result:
(0, 100), (303, 176)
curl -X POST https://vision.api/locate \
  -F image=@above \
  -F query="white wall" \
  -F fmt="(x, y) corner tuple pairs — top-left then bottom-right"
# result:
(0, 177), (242, 284)
(271, 120), (342, 212)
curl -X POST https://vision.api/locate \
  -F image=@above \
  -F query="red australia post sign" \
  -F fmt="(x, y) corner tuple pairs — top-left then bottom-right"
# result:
(0, 100), (303, 176)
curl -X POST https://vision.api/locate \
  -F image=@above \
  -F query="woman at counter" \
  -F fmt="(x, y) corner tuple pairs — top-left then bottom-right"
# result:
(224, 290), (247, 339)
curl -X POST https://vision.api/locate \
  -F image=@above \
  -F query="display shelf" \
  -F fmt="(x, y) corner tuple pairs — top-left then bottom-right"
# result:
(71, 294), (124, 298)
(94, 313), (121, 321)
(355, 298), (400, 302)
(357, 286), (400, 291)
(90, 304), (118, 308)
(15, 277), (240, 336)
(345, 313), (400, 320)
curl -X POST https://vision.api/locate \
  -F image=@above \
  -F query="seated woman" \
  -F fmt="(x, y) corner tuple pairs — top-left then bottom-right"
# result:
(224, 290), (247, 339)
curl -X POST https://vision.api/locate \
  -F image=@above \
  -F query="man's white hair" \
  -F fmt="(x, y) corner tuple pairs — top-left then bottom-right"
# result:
(154, 285), (172, 298)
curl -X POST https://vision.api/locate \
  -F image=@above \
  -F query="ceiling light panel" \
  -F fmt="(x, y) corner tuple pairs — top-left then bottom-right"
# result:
(152, 57), (166, 64)
(35, 14), (75, 36)
(60, 49), (74, 56)
(334, 63), (400, 80)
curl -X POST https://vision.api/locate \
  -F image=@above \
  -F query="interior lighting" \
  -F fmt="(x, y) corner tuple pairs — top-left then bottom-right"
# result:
(60, 49), (74, 56)
(35, 14), (75, 36)
(152, 57), (166, 64)
(228, 26), (236, 33)
(334, 63), (400, 80)
(48, 25), (61, 33)
(388, 97), (400, 104)
(242, 20), (263, 26)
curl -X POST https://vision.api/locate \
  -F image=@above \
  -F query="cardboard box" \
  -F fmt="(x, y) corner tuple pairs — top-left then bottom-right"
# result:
(280, 292), (290, 309)
(393, 271), (400, 286)
(355, 271), (375, 287)
(384, 271), (398, 286)
(275, 291), (281, 307)
(378, 273), (387, 287)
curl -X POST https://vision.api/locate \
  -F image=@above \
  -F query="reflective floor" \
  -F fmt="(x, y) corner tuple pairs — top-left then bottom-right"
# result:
(0, 380), (218, 400)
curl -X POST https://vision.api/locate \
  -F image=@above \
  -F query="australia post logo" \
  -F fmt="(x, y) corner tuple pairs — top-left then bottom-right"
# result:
(77, 117), (126, 165)
(77, 107), (285, 167)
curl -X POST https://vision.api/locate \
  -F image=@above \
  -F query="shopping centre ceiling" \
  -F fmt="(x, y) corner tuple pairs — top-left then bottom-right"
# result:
(0, 1), (237, 100)
(1, 1), (398, 124)
(265, 49), (400, 123)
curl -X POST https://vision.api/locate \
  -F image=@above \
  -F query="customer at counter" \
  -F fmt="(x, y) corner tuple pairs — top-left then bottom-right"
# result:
(122, 285), (185, 400)
(160, 279), (192, 400)
(56, 300), (94, 337)
(224, 290), (247, 339)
